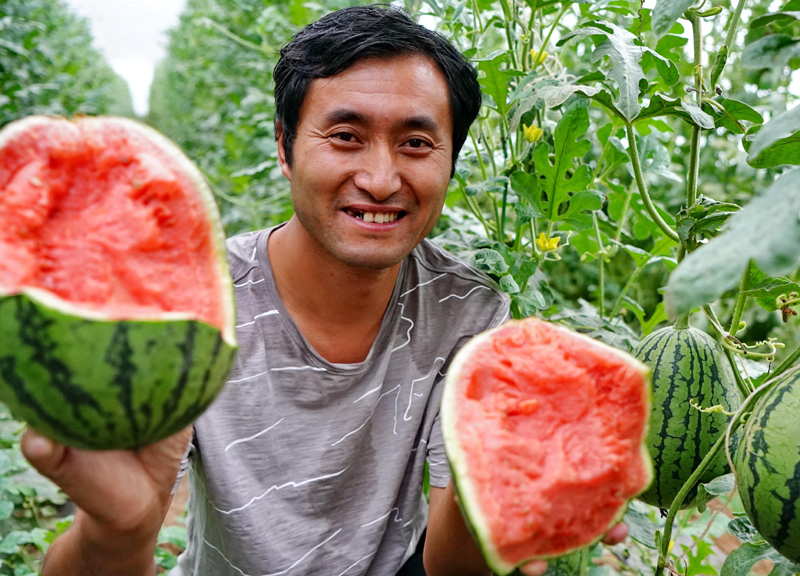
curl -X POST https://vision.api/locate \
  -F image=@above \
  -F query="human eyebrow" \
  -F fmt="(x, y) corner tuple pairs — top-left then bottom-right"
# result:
(400, 115), (440, 134)
(324, 109), (369, 126)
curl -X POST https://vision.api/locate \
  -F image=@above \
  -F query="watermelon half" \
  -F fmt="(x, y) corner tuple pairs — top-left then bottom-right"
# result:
(441, 318), (653, 575)
(0, 116), (237, 450)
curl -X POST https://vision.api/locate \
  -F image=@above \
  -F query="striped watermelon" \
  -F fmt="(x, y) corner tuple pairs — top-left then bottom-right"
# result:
(734, 369), (800, 563)
(442, 318), (652, 575)
(632, 324), (741, 509)
(0, 116), (237, 450)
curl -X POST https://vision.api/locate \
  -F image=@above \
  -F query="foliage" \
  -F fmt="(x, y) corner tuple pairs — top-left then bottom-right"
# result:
(0, 0), (133, 128)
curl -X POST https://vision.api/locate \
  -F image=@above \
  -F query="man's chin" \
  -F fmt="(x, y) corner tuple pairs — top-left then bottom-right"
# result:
(331, 247), (410, 271)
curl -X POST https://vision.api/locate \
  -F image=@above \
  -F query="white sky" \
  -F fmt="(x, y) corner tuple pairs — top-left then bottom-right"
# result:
(63, 0), (188, 116)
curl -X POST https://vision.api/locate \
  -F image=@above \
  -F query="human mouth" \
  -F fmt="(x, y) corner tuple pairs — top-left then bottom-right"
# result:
(344, 209), (405, 223)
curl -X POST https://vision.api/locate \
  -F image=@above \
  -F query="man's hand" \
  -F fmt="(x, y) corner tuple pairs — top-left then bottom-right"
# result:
(20, 426), (192, 575)
(425, 481), (630, 576)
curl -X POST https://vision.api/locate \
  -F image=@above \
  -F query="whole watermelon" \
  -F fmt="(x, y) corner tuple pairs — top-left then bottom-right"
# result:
(734, 369), (800, 563)
(0, 116), (238, 450)
(633, 324), (741, 509)
(442, 318), (652, 575)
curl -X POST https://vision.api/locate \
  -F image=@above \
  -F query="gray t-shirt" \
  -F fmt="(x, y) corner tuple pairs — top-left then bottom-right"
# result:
(172, 225), (509, 576)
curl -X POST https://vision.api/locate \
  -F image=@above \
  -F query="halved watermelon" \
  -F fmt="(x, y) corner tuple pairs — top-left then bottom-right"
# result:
(0, 116), (237, 450)
(441, 318), (652, 575)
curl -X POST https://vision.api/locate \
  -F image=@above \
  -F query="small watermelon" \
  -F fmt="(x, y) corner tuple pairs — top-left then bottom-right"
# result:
(441, 317), (653, 576)
(0, 116), (237, 450)
(734, 369), (800, 563)
(632, 324), (741, 509)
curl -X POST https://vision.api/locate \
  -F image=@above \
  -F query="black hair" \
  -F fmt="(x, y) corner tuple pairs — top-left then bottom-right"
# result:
(273, 5), (482, 175)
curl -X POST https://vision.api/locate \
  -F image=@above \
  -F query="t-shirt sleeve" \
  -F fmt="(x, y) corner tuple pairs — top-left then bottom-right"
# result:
(171, 432), (196, 495)
(425, 294), (511, 488)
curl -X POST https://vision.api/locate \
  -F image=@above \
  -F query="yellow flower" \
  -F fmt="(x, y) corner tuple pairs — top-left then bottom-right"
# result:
(530, 49), (548, 66)
(536, 233), (560, 252)
(523, 123), (543, 143)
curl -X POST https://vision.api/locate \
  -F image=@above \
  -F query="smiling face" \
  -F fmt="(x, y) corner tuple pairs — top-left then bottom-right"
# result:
(277, 54), (454, 270)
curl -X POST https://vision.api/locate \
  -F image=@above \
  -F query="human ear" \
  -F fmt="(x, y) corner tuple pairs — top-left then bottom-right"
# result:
(276, 120), (292, 182)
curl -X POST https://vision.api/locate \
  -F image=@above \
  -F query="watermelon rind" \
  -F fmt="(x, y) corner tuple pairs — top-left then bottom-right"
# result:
(441, 319), (653, 575)
(734, 369), (800, 563)
(0, 116), (237, 449)
(633, 325), (741, 509)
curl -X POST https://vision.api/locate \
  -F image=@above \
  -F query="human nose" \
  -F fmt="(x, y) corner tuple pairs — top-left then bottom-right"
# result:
(353, 142), (401, 201)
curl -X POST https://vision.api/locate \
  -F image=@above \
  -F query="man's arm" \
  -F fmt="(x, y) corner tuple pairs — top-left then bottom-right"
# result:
(21, 426), (192, 576)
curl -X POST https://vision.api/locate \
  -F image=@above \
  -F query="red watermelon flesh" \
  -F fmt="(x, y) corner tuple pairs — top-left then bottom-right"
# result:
(0, 116), (227, 331)
(442, 318), (652, 574)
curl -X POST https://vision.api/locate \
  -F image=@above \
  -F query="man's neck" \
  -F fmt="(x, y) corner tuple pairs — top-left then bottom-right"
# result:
(267, 218), (403, 364)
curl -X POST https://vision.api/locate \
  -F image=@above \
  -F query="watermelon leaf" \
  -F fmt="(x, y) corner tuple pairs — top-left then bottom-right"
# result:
(651, 0), (695, 37)
(623, 500), (660, 548)
(720, 542), (800, 576)
(533, 101), (594, 225)
(558, 23), (646, 120)
(747, 103), (800, 168)
(665, 168), (800, 318)
(741, 277), (800, 311)
(727, 517), (761, 543)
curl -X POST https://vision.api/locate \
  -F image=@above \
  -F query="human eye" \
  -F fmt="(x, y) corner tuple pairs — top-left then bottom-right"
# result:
(329, 131), (357, 143)
(403, 138), (432, 150)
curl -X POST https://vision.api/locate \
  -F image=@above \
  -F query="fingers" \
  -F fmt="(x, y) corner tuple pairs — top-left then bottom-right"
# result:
(20, 427), (68, 483)
(601, 522), (629, 545)
(519, 560), (549, 576)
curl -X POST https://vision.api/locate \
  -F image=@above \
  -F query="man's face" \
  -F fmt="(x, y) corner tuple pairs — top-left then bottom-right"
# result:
(278, 54), (454, 270)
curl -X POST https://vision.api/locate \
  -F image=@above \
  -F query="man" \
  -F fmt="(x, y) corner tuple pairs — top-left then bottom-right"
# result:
(21, 6), (624, 576)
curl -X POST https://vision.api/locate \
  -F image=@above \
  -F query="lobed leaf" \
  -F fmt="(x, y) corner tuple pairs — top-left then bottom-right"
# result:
(747, 103), (800, 167)
(665, 168), (800, 318)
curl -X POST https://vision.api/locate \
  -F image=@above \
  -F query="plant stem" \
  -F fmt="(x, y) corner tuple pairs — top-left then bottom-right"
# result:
(594, 212), (606, 317)
(709, 0), (748, 88)
(771, 343), (800, 380)
(206, 19), (264, 52)
(728, 264), (751, 335)
(704, 304), (754, 397)
(655, 431), (728, 575)
(686, 13), (703, 212)
(470, 130), (488, 181)
(625, 123), (680, 242)
(534, 2), (570, 71)
(614, 182), (636, 244)
(465, 193), (494, 239)
(500, 0), (520, 69)
(500, 183), (509, 243)
(609, 266), (643, 318)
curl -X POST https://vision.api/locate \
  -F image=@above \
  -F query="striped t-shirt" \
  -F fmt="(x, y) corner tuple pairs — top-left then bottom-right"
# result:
(172, 225), (509, 576)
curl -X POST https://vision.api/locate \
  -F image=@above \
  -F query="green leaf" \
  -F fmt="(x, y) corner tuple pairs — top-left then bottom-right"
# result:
(500, 274), (521, 294)
(741, 277), (800, 311)
(510, 171), (545, 216)
(158, 525), (187, 548)
(686, 539), (718, 576)
(652, 0), (695, 37)
(624, 500), (660, 548)
(0, 500), (13, 520)
(642, 48), (680, 86)
(511, 270), (553, 317)
(665, 168), (800, 318)
(511, 259), (538, 287)
(727, 517), (760, 543)
(720, 541), (800, 576)
(636, 93), (714, 128)
(741, 34), (800, 69)
(0, 530), (34, 554)
(534, 102), (594, 223)
(747, 104), (800, 167)
(559, 24), (646, 120)
(535, 84), (603, 108)
(712, 99), (763, 134)
(701, 473), (735, 496)
(560, 189), (604, 222)
(681, 100), (715, 130)
(474, 249), (510, 275)
(465, 176), (509, 197)
(478, 53), (514, 117)
(750, 10), (800, 28)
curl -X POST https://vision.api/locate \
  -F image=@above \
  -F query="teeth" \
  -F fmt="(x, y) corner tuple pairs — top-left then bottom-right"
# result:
(346, 210), (400, 223)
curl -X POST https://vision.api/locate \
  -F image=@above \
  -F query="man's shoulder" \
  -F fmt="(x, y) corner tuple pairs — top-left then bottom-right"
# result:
(406, 239), (510, 325)
(224, 229), (268, 283)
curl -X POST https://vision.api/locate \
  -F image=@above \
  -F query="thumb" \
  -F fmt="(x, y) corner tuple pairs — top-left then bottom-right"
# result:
(20, 427), (68, 483)
(519, 560), (549, 576)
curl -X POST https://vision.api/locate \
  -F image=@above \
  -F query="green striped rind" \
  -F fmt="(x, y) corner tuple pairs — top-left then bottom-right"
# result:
(442, 319), (653, 576)
(734, 370), (800, 563)
(0, 116), (238, 449)
(509, 547), (591, 576)
(0, 290), (236, 450)
(633, 326), (741, 509)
